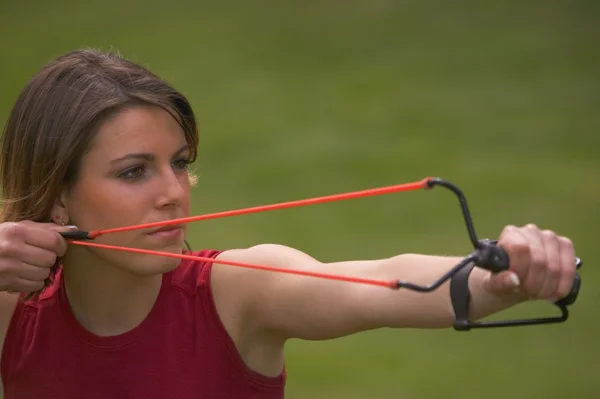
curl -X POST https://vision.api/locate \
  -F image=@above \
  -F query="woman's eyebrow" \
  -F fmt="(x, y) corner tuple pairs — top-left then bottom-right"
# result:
(172, 144), (191, 157)
(109, 153), (154, 164)
(109, 144), (190, 164)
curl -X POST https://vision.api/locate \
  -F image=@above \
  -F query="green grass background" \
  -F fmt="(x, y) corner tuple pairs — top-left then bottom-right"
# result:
(1, 1), (599, 398)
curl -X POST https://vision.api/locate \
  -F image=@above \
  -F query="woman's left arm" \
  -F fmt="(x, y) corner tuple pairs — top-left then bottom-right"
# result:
(213, 223), (577, 342)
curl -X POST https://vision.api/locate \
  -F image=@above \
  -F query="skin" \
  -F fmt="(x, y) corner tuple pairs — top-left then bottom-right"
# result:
(56, 104), (193, 337)
(0, 105), (578, 392)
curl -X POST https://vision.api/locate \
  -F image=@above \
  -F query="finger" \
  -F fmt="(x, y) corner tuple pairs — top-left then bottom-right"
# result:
(47, 223), (79, 233)
(517, 224), (547, 298)
(483, 270), (522, 294)
(8, 221), (77, 254)
(498, 225), (530, 284)
(19, 220), (76, 229)
(556, 236), (577, 299)
(536, 230), (561, 300)
(19, 225), (74, 257)
(15, 262), (52, 282)
(8, 277), (46, 293)
(4, 239), (61, 269)
(19, 220), (77, 234)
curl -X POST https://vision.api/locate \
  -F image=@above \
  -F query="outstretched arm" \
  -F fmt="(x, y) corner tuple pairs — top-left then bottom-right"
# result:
(212, 223), (577, 342)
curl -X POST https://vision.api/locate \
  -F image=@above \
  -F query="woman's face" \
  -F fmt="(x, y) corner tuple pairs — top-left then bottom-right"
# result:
(58, 105), (193, 275)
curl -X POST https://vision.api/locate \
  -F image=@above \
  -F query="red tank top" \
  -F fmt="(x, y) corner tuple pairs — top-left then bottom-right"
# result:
(1, 249), (286, 398)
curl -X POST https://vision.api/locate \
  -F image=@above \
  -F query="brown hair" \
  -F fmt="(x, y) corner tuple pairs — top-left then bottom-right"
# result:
(0, 48), (199, 295)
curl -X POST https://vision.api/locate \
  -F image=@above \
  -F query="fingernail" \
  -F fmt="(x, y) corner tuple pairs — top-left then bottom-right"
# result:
(65, 225), (79, 230)
(508, 273), (521, 288)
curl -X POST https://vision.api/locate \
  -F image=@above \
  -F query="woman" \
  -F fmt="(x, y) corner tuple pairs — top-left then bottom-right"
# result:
(0, 49), (577, 398)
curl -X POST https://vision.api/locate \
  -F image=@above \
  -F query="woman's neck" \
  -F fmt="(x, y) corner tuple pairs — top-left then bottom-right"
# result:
(61, 249), (163, 337)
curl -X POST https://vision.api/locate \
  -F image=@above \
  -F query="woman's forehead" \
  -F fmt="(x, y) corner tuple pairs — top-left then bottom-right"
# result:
(89, 106), (187, 155)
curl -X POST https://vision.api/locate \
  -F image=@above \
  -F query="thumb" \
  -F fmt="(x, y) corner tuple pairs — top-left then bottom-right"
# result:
(19, 220), (80, 233)
(484, 270), (521, 295)
(47, 224), (80, 233)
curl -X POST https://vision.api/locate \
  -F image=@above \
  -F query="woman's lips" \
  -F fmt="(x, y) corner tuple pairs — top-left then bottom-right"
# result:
(148, 225), (184, 239)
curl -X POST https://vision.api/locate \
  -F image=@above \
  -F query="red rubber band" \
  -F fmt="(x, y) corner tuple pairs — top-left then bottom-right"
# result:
(88, 177), (432, 238)
(68, 240), (399, 289)
(68, 177), (433, 288)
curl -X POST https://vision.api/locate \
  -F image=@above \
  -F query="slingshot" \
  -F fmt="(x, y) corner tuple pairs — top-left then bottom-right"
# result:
(60, 177), (583, 331)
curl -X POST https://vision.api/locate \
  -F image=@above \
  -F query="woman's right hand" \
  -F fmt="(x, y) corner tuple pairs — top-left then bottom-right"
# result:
(0, 221), (77, 293)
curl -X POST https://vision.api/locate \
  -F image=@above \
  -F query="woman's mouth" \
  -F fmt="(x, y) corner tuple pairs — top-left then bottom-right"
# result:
(148, 225), (184, 239)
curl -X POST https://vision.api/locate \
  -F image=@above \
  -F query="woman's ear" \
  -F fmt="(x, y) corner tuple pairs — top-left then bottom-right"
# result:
(50, 190), (70, 225)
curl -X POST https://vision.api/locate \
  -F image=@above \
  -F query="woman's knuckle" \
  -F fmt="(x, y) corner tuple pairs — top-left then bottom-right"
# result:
(541, 229), (556, 240)
(0, 240), (10, 256)
(0, 240), (19, 259)
(5, 222), (25, 238)
(0, 223), (27, 256)
(524, 223), (539, 231)
(558, 235), (573, 248)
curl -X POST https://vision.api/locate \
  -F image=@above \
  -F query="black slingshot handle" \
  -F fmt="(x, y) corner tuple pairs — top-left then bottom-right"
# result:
(450, 239), (582, 331)
(473, 239), (583, 308)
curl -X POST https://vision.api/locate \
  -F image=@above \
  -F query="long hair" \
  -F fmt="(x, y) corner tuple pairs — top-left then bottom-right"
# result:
(0, 48), (199, 295)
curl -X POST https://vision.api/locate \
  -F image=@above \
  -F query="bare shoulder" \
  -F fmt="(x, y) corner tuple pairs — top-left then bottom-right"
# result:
(209, 243), (324, 339)
(210, 243), (319, 315)
(209, 244), (319, 377)
(209, 243), (321, 308)
(216, 243), (318, 269)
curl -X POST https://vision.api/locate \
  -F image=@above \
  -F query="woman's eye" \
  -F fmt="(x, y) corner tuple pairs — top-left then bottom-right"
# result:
(172, 158), (191, 170)
(119, 165), (146, 180)
(117, 158), (189, 181)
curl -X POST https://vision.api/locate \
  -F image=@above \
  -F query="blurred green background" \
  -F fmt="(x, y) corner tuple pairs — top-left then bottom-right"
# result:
(1, 0), (598, 398)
